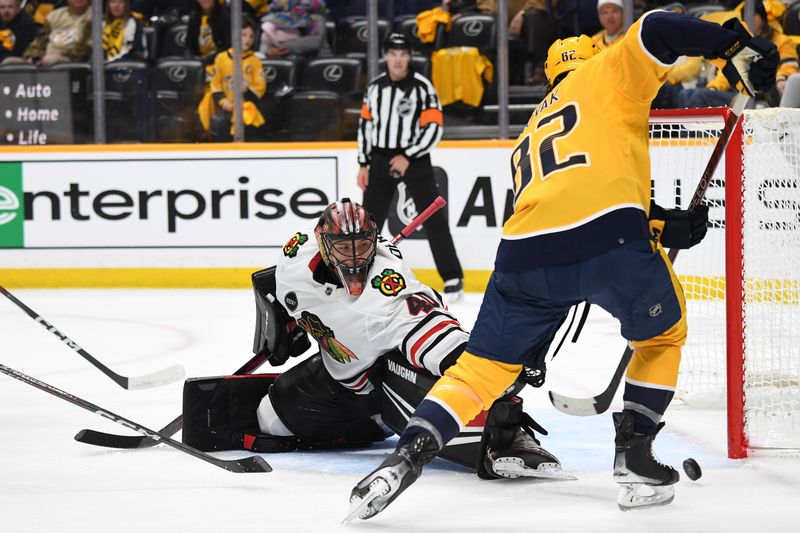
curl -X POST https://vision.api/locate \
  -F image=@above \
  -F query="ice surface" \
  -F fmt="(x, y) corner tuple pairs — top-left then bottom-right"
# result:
(2, 290), (799, 533)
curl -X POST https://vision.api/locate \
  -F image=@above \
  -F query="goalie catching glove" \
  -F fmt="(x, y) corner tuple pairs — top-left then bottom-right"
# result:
(715, 17), (779, 96)
(648, 201), (709, 249)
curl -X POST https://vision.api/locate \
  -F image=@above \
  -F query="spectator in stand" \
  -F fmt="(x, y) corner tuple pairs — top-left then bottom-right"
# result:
(103, 0), (145, 62)
(21, 1), (57, 26)
(259, 0), (330, 59)
(187, 0), (230, 66)
(677, 0), (797, 108)
(21, 0), (91, 67)
(244, 0), (270, 20)
(198, 15), (267, 142)
(0, 0), (38, 64)
(465, 0), (573, 85)
(130, 0), (192, 22)
(592, 0), (623, 50)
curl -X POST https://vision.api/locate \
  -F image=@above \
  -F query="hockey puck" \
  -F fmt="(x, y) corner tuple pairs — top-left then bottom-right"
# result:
(682, 458), (702, 480)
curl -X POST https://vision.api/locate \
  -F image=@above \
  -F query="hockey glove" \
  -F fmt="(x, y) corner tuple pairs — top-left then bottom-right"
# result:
(716, 18), (779, 96)
(649, 201), (709, 249)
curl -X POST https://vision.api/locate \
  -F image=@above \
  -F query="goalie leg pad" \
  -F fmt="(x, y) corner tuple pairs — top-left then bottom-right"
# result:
(182, 373), (280, 452)
(268, 354), (385, 446)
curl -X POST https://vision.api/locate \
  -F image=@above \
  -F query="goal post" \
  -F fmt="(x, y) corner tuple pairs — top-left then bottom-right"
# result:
(649, 107), (800, 459)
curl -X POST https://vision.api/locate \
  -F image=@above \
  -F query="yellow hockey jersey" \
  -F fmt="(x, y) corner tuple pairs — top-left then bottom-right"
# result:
(496, 13), (671, 271)
(431, 47), (493, 107)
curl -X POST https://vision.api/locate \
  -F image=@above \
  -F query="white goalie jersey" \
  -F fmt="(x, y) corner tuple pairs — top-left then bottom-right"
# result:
(275, 232), (468, 395)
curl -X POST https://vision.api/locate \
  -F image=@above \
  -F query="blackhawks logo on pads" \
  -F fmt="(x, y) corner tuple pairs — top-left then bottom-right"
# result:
(297, 311), (357, 364)
(283, 232), (308, 257)
(371, 268), (406, 297)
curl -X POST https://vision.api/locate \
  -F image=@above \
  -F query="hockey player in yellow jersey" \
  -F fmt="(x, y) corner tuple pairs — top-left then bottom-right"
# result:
(345, 10), (779, 521)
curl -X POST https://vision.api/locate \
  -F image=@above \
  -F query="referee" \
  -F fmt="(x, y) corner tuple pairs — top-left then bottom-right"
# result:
(356, 32), (464, 301)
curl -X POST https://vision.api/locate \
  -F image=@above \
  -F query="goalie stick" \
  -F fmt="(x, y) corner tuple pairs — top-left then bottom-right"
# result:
(74, 196), (449, 449)
(0, 285), (185, 391)
(548, 96), (749, 416)
(0, 363), (271, 473)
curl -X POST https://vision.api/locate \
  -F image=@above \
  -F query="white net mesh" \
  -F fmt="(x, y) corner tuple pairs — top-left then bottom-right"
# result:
(648, 108), (800, 451)
(649, 111), (728, 407)
(741, 109), (800, 449)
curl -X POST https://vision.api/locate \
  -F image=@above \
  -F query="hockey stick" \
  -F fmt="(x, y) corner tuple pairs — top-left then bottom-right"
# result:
(0, 285), (185, 391)
(74, 197), (449, 449)
(390, 195), (447, 245)
(549, 96), (748, 416)
(0, 363), (271, 473)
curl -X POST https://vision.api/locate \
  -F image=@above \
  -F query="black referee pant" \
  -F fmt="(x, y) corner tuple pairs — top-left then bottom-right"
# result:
(363, 150), (463, 283)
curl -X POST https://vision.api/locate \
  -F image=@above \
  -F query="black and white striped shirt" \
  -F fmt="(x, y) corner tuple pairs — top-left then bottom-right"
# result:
(357, 71), (444, 165)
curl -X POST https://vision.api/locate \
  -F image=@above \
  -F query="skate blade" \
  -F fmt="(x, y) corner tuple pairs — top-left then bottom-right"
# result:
(617, 483), (675, 511)
(342, 478), (390, 524)
(493, 458), (578, 481)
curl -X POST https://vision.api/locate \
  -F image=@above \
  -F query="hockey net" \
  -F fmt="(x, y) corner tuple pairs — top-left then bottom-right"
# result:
(649, 108), (800, 459)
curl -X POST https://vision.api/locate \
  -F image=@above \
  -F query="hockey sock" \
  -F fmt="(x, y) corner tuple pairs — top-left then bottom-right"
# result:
(398, 352), (521, 449)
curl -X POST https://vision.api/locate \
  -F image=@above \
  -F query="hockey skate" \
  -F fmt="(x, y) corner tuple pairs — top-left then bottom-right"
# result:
(343, 430), (439, 523)
(480, 397), (576, 481)
(488, 427), (577, 481)
(443, 278), (464, 304)
(612, 411), (679, 511)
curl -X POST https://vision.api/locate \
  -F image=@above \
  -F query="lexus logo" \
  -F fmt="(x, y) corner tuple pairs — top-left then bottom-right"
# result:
(174, 29), (187, 47)
(356, 25), (369, 42)
(0, 186), (19, 225)
(323, 65), (343, 82)
(112, 69), (133, 83)
(463, 20), (484, 37)
(168, 66), (187, 82)
(264, 66), (277, 82)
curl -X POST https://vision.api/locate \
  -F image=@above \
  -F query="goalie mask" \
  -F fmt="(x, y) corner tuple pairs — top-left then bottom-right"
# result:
(315, 198), (378, 296)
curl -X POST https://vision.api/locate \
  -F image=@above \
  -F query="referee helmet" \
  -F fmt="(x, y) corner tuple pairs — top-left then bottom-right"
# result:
(384, 32), (411, 52)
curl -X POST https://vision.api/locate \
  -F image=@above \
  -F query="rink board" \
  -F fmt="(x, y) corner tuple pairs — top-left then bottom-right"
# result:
(0, 140), (723, 292)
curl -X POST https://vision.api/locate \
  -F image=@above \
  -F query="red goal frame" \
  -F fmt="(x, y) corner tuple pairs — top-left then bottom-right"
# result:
(650, 107), (747, 459)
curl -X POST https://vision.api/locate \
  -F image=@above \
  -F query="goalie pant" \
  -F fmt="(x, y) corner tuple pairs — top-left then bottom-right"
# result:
(181, 350), (525, 474)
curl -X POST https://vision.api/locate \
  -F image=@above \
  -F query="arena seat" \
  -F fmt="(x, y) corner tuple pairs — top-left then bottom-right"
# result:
(160, 22), (189, 59)
(142, 26), (158, 62)
(686, 3), (728, 18)
(784, 1), (800, 35)
(152, 58), (205, 142)
(446, 14), (495, 50)
(104, 60), (150, 142)
(287, 91), (342, 141)
(300, 57), (363, 97)
(336, 18), (391, 55)
(261, 58), (299, 94)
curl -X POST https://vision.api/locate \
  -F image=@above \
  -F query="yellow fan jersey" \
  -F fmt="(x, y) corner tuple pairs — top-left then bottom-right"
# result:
(497, 13), (672, 271)
(431, 47), (493, 107)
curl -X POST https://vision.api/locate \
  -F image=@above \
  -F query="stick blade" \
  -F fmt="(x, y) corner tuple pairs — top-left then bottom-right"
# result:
(75, 429), (159, 449)
(548, 390), (603, 416)
(226, 455), (273, 473)
(126, 364), (186, 391)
